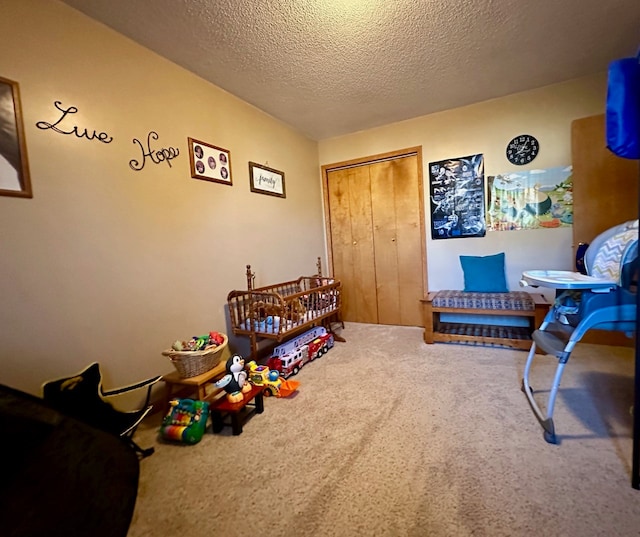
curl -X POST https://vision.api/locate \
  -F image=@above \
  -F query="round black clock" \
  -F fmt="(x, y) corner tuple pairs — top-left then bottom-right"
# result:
(506, 134), (539, 165)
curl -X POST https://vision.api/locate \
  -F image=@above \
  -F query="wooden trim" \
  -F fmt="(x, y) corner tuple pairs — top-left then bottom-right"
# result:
(0, 76), (32, 198)
(321, 146), (422, 173)
(414, 148), (427, 297)
(321, 146), (426, 293)
(432, 332), (533, 351)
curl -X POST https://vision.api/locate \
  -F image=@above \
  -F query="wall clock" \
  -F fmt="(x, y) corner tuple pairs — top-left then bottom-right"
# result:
(506, 134), (539, 165)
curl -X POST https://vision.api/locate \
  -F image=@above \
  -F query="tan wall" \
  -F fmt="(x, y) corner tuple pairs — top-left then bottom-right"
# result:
(1, 0), (612, 395)
(0, 0), (323, 394)
(319, 74), (608, 301)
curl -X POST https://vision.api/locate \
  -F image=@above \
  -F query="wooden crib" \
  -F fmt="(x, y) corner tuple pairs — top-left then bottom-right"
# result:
(227, 259), (343, 359)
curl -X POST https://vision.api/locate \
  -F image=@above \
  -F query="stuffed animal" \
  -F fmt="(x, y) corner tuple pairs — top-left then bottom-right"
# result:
(215, 354), (251, 402)
(284, 298), (306, 322)
(251, 300), (278, 321)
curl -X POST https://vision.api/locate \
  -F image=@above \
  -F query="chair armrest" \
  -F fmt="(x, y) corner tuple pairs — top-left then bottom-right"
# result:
(120, 405), (155, 437)
(102, 376), (163, 397)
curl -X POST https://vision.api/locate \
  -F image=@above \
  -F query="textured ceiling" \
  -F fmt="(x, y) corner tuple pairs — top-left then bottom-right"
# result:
(61, 0), (640, 141)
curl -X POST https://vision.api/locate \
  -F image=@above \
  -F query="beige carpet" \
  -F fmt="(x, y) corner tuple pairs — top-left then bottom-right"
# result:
(129, 323), (640, 537)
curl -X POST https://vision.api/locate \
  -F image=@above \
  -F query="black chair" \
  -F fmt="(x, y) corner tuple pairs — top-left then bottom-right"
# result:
(0, 383), (140, 537)
(42, 362), (162, 458)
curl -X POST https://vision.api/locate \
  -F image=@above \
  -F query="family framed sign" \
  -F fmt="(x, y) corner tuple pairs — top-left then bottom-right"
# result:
(248, 162), (285, 198)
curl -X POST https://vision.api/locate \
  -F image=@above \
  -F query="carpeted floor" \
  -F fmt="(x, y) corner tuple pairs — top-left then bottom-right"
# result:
(129, 322), (640, 537)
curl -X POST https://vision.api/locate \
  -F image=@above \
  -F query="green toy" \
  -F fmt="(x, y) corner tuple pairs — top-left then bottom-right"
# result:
(160, 398), (209, 444)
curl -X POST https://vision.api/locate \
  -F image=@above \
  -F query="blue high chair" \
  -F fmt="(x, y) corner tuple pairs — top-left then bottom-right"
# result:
(520, 219), (638, 443)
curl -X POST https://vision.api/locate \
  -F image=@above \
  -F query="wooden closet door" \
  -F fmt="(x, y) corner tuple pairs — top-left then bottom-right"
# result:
(327, 165), (378, 323)
(370, 156), (423, 326)
(326, 150), (425, 327)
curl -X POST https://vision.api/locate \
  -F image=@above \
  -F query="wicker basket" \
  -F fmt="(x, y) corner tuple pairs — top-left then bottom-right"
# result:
(162, 334), (228, 378)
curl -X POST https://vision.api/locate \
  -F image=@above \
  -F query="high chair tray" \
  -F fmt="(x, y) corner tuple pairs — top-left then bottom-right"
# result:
(520, 270), (617, 290)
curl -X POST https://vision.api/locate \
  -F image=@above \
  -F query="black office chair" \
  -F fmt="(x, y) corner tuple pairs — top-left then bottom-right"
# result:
(42, 362), (162, 458)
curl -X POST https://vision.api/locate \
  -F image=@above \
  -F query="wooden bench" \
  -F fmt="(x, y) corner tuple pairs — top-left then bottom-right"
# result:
(210, 384), (265, 435)
(421, 290), (550, 350)
(162, 362), (226, 410)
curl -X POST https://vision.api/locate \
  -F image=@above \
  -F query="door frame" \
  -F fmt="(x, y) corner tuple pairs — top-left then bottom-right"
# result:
(320, 146), (428, 300)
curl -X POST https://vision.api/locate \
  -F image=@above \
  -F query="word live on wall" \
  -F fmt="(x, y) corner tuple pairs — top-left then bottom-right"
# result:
(35, 100), (180, 171)
(36, 101), (113, 143)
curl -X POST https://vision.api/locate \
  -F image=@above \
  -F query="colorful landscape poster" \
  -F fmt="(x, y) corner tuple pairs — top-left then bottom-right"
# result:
(486, 166), (573, 231)
(429, 154), (485, 240)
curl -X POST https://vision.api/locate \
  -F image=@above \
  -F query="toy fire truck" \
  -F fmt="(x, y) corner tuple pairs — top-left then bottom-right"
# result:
(265, 326), (334, 378)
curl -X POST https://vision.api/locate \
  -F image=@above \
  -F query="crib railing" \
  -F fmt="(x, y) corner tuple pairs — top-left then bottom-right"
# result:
(227, 276), (342, 340)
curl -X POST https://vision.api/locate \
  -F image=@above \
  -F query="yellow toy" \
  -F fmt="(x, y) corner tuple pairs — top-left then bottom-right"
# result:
(247, 361), (299, 397)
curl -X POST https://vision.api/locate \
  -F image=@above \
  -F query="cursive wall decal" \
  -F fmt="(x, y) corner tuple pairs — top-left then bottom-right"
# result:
(36, 101), (113, 143)
(129, 131), (179, 171)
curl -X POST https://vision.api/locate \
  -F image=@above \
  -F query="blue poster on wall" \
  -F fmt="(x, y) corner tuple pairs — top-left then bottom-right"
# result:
(428, 154), (485, 240)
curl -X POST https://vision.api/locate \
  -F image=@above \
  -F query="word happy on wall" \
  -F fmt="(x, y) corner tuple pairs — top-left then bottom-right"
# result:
(36, 101), (113, 143)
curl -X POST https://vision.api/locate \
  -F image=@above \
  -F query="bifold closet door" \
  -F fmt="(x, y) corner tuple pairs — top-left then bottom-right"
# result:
(327, 154), (424, 326)
(328, 165), (378, 323)
(369, 156), (423, 326)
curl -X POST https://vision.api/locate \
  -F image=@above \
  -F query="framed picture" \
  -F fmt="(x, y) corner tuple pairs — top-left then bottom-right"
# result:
(248, 162), (286, 198)
(0, 76), (32, 198)
(188, 137), (232, 186)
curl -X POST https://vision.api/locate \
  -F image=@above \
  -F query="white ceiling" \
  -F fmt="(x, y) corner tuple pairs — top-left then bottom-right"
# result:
(61, 0), (640, 141)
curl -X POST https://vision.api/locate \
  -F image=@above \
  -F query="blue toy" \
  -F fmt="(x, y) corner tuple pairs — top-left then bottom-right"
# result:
(520, 219), (638, 443)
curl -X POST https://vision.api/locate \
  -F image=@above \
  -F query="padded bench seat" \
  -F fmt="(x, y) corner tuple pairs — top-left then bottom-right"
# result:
(421, 290), (550, 350)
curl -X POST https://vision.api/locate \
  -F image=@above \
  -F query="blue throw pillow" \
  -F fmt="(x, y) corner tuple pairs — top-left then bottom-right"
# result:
(459, 252), (508, 293)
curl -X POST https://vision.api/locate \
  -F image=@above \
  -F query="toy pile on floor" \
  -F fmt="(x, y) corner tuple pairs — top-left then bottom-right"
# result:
(215, 354), (301, 403)
(159, 326), (339, 443)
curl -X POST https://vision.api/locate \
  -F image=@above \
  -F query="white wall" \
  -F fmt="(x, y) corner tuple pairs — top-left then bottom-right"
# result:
(318, 74), (608, 302)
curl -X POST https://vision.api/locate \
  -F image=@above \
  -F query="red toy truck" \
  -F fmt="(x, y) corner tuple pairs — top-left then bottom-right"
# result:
(266, 327), (334, 379)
